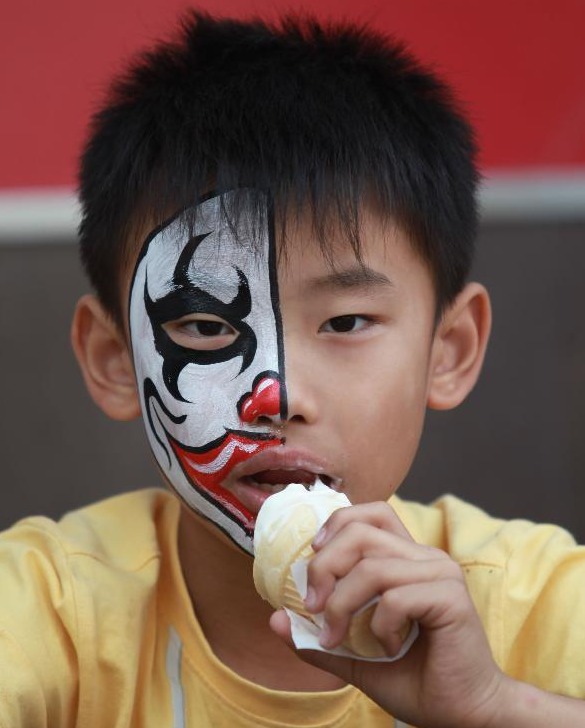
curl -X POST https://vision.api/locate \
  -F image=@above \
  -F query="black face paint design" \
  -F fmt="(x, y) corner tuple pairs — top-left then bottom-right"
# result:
(142, 377), (186, 467)
(128, 190), (286, 554)
(144, 232), (257, 402)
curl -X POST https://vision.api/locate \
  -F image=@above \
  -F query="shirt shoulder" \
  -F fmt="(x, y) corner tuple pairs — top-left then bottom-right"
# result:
(392, 492), (578, 561)
(392, 493), (585, 696)
(2, 486), (175, 553)
(0, 488), (179, 726)
(56, 487), (177, 565)
(0, 487), (177, 603)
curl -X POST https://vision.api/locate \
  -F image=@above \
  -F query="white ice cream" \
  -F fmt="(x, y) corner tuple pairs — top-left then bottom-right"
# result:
(253, 480), (350, 608)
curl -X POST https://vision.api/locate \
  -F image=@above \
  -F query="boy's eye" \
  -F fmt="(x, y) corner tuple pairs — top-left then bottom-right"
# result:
(163, 315), (238, 349)
(320, 315), (373, 334)
(186, 320), (232, 337)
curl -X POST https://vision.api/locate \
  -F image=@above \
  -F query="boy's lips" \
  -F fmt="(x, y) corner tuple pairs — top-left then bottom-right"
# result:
(224, 447), (342, 516)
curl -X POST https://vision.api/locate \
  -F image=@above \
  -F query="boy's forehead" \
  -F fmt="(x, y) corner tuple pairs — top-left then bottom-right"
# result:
(120, 196), (419, 304)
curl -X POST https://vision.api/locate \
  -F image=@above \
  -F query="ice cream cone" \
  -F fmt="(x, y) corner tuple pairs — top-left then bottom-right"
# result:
(253, 499), (320, 616)
(253, 482), (388, 659)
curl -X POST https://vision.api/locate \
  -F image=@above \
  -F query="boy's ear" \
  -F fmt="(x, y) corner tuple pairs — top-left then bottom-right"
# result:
(427, 282), (492, 411)
(71, 294), (141, 421)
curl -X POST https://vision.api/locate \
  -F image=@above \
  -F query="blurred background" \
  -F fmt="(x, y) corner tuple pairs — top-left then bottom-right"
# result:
(1, 0), (584, 539)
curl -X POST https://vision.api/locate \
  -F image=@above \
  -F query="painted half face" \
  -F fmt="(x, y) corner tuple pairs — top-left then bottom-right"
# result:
(128, 191), (285, 553)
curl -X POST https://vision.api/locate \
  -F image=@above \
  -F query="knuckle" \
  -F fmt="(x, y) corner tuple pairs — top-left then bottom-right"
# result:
(323, 595), (347, 624)
(441, 559), (465, 581)
(356, 556), (382, 582)
(324, 507), (349, 529)
(422, 544), (449, 560)
(306, 553), (326, 582)
(344, 520), (368, 540)
(448, 575), (468, 595)
(442, 578), (470, 614)
(370, 500), (392, 511)
(378, 588), (399, 611)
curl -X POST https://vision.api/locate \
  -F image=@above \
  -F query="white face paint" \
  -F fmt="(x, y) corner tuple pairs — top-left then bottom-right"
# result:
(129, 191), (285, 553)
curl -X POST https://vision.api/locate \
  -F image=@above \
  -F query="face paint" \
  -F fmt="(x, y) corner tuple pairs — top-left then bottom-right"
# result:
(129, 191), (285, 553)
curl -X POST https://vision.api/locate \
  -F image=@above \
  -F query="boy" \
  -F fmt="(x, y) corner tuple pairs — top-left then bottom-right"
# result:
(1, 10), (584, 727)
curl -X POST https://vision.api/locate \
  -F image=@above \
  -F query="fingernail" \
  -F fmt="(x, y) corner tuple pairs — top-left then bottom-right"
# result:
(304, 586), (317, 611)
(312, 526), (327, 548)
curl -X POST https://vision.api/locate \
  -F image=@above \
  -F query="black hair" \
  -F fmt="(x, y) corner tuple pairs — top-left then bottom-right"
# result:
(78, 11), (479, 326)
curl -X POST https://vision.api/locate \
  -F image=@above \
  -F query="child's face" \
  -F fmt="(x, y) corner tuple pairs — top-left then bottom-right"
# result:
(127, 191), (439, 553)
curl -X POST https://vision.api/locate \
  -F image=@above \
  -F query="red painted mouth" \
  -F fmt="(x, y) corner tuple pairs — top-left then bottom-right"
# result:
(223, 447), (342, 517)
(169, 432), (281, 530)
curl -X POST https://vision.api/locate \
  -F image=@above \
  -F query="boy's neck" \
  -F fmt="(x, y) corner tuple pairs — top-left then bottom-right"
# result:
(177, 507), (345, 692)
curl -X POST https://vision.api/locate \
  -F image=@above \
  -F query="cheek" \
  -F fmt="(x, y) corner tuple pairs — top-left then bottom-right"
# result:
(339, 344), (429, 417)
(336, 355), (430, 488)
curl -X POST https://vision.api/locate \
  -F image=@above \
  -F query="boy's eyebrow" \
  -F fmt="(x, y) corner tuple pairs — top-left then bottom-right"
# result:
(306, 265), (394, 292)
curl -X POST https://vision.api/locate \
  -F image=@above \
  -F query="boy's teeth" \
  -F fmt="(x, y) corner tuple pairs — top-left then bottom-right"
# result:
(246, 472), (327, 493)
(247, 469), (319, 489)
(241, 468), (343, 495)
(255, 482), (291, 493)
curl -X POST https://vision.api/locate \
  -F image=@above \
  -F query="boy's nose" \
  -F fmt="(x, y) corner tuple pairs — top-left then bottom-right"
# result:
(279, 346), (319, 425)
(239, 374), (282, 424)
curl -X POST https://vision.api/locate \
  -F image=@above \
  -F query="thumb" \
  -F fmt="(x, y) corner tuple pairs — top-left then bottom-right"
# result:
(269, 610), (360, 684)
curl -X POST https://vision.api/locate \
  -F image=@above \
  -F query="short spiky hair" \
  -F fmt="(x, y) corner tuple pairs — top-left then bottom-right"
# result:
(78, 11), (479, 326)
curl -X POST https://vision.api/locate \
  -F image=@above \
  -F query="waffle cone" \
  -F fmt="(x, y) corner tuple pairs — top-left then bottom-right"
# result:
(253, 499), (321, 610)
(345, 607), (413, 658)
(342, 604), (383, 657)
(277, 540), (315, 618)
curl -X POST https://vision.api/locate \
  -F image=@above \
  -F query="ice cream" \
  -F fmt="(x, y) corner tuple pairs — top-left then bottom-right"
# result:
(253, 480), (387, 658)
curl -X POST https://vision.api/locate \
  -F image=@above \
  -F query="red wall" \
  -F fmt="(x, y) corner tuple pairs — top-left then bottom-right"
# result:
(2, 0), (584, 189)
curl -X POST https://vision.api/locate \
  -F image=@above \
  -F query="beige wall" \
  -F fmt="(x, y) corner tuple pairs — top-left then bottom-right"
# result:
(1, 220), (584, 541)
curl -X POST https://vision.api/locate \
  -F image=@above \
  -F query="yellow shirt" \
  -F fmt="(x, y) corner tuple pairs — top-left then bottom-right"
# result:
(0, 488), (583, 727)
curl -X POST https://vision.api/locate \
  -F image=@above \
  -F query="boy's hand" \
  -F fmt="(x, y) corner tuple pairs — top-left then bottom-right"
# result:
(270, 501), (507, 728)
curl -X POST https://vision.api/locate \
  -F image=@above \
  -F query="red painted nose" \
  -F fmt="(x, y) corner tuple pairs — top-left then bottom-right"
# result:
(239, 376), (281, 424)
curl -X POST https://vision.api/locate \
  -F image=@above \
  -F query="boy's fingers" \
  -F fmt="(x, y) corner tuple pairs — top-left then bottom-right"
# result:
(269, 609), (294, 645)
(306, 522), (446, 613)
(320, 555), (461, 647)
(313, 501), (414, 549)
(369, 579), (475, 647)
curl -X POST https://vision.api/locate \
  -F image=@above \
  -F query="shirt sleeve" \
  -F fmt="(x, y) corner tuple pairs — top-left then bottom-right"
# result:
(499, 519), (585, 698)
(0, 519), (79, 727)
